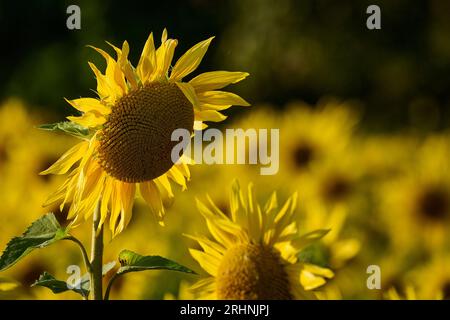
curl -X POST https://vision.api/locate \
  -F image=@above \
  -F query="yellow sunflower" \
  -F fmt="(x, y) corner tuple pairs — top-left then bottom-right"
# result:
(279, 99), (359, 175)
(300, 201), (360, 269)
(407, 254), (450, 300)
(376, 134), (450, 250)
(384, 253), (450, 300)
(187, 181), (334, 300)
(41, 29), (249, 236)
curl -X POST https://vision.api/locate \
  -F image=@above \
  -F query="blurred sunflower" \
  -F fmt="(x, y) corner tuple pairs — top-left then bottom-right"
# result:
(299, 201), (360, 269)
(296, 152), (365, 210)
(385, 285), (441, 300)
(187, 181), (334, 300)
(41, 29), (249, 236)
(358, 134), (418, 180)
(406, 254), (450, 300)
(0, 99), (32, 178)
(377, 134), (450, 250)
(0, 99), (77, 239)
(279, 100), (359, 175)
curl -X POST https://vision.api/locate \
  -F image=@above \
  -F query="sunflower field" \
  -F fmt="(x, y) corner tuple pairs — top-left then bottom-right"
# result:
(0, 1), (449, 301)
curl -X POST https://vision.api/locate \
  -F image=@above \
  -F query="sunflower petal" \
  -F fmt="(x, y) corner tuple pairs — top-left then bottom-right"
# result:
(198, 102), (232, 111)
(189, 249), (220, 276)
(115, 182), (136, 235)
(167, 165), (187, 190)
(190, 71), (249, 92)
(40, 142), (88, 175)
(67, 112), (106, 128)
(109, 180), (122, 235)
(300, 270), (327, 290)
(197, 91), (250, 107)
(154, 35), (178, 80)
(99, 177), (113, 232)
(88, 62), (116, 102)
(195, 110), (227, 122)
(303, 263), (334, 279)
(65, 98), (111, 115)
(176, 82), (199, 109)
(155, 174), (174, 198)
(137, 32), (156, 84)
(119, 41), (138, 90)
(140, 181), (165, 225)
(88, 46), (127, 95)
(170, 37), (214, 81)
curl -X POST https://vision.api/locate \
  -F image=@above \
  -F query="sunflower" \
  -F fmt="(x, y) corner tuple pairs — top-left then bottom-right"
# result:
(279, 99), (359, 175)
(187, 181), (334, 300)
(41, 29), (249, 236)
(299, 201), (360, 269)
(406, 254), (450, 300)
(376, 134), (450, 250)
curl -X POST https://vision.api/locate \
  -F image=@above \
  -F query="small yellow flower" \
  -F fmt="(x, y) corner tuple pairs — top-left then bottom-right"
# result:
(187, 181), (334, 300)
(41, 30), (249, 236)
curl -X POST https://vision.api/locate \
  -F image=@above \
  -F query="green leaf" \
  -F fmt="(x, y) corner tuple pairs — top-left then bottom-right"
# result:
(33, 261), (117, 298)
(31, 272), (89, 298)
(38, 121), (90, 139)
(297, 242), (330, 267)
(117, 250), (196, 275)
(0, 213), (69, 272)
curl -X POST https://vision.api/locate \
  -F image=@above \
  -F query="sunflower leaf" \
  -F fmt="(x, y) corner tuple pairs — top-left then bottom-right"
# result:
(38, 121), (91, 139)
(0, 213), (69, 272)
(297, 242), (330, 267)
(31, 272), (89, 298)
(117, 250), (196, 275)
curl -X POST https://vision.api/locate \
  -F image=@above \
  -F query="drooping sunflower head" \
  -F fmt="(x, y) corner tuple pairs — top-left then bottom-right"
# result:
(187, 181), (334, 300)
(41, 30), (249, 236)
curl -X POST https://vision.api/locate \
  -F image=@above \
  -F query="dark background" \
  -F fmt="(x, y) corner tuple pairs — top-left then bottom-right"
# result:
(1, 0), (449, 131)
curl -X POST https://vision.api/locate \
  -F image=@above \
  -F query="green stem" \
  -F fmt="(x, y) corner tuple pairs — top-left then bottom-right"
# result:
(90, 202), (103, 300)
(66, 236), (92, 274)
(104, 273), (120, 300)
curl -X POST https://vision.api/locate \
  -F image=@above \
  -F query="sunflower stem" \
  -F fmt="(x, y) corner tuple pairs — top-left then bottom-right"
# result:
(104, 273), (120, 301)
(90, 201), (103, 300)
(65, 236), (93, 274)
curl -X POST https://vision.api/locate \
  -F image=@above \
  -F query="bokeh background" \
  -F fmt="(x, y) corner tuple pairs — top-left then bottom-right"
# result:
(0, 0), (449, 299)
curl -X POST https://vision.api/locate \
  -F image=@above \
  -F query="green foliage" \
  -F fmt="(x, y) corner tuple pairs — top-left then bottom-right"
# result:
(0, 213), (69, 272)
(32, 272), (89, 298)
(117, 250), (196, 275)
(38, 121), (91, 139)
